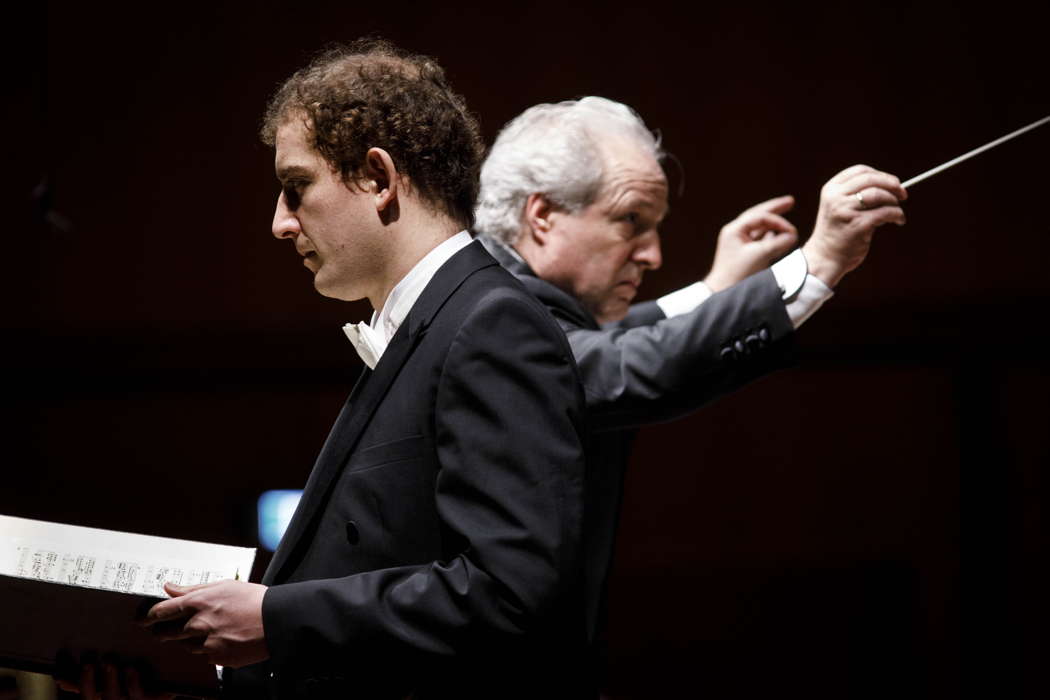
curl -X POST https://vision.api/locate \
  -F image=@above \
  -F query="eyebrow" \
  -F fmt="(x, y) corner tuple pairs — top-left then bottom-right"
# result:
(613, 194), (670, 223)
(275, 164), (313, 182)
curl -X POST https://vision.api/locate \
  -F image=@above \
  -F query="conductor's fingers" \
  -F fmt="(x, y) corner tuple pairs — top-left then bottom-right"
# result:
(840, 171), (907, 201)
(863, 205), (907, 228)
(829, 164), (876, 184)
(852, 187), (903, 211)
(740, 194), (796, 216)
(742, 211), (797, 237)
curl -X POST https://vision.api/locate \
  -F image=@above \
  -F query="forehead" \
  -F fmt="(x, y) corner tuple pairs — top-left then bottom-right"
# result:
(595, 137), (668, 211)
(274, 117), (325, 176)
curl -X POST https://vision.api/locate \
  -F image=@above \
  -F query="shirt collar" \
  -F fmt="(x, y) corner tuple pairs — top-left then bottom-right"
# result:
(343, 231), (473, 368)
(372, 230), (473, 343)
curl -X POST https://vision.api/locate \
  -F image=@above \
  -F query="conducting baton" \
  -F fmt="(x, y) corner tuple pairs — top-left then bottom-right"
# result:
(901, 114), (1049, 189)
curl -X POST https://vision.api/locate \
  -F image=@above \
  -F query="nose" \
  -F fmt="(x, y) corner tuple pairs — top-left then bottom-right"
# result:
(272, 190), (301, 240)
(633, 230), (662, 271)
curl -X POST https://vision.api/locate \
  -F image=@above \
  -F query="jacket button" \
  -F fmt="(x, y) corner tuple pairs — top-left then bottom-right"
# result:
(759, 327), (770, 342)
(345, 521), (360, 545)
(734, 339), (746, 355)
(720, 346), (735, 362)
(745, 334), (762, 351)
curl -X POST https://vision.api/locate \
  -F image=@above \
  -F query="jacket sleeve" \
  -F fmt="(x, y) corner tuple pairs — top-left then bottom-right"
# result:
(569, 269), (796, 432)
(604, 299), (666, 330)
(261, 289), (586, 670)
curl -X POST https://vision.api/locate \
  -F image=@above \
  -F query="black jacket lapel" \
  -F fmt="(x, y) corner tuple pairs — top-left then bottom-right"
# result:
(263, 326), (420, 585)
(263, 240), (498, 585)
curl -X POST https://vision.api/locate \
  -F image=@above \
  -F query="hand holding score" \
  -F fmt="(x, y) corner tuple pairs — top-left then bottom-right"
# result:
(143, 580), (269, 669)
(704, 195), (800, 292)
(803, 164), (907, 288)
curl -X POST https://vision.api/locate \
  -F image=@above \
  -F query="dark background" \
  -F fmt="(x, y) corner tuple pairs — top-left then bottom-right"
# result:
(5, 1), (1047, 697)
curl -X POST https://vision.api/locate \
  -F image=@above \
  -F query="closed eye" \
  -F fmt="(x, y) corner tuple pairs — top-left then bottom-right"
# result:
(282, 181), (306, 208)
(619, 212), (648, 236)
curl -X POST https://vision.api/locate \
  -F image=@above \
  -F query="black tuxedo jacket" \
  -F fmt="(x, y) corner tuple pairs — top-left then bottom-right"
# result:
(225, 241), (590, 699)
(478, 235), (797, 642)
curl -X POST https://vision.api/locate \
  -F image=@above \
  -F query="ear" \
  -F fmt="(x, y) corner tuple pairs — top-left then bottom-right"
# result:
(524, 193), (555, 245)
(364, 147), (399, 213)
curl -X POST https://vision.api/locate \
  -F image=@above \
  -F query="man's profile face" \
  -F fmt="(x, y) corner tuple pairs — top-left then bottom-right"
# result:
(271, 117), (384, 302)
(543, 139), (668, 323)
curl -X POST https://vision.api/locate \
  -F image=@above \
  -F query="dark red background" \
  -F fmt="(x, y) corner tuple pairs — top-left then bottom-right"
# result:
(6, 1), (1047, 697)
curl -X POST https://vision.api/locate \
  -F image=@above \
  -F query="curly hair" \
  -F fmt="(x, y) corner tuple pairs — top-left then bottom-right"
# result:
(261, 38), (484, 228)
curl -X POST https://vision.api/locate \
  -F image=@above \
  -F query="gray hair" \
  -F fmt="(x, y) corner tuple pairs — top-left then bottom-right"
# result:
(475, 96), (663, 245)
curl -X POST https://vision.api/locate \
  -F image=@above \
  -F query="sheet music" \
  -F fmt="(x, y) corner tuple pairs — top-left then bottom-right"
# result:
(0, 515), (256, 597)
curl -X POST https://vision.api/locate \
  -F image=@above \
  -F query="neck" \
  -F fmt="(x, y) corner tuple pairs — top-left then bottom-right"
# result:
(511, 233), (537, 268)
(368, 213), (462, 312)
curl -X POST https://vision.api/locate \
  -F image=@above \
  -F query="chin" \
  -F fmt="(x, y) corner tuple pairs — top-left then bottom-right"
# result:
(312, 275), (340, 300)
(314, 277), (364, 303)
(315, 285), (358, 302)
(594, 303), (630, 324)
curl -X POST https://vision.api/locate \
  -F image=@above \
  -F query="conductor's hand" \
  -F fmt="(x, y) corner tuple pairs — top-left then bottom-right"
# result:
(143, 580), (269, 669)
(704, 195), (799, 292)
(803, 164), (907, 288)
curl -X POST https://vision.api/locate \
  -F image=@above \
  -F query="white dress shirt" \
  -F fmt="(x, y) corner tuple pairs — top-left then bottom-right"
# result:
(655, 248), (833, 328)
(343, 231), (473, 369)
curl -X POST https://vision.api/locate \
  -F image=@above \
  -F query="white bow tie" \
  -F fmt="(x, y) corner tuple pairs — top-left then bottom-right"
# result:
(343, 322), (387, 370)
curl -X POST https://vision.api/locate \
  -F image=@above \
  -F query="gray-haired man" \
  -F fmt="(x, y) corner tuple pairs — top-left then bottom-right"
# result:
(474, 96), (907, 654)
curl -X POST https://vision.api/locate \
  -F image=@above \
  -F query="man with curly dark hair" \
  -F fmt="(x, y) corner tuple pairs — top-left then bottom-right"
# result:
(139, 39), (592, 699)
(259, 39), (483, 231)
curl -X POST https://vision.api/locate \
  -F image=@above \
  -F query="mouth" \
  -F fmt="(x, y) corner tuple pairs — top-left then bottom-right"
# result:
(615, 278), (642, 302)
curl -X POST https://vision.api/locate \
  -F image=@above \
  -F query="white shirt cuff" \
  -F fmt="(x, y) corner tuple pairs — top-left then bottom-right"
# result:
(657, 250), (833, 328)
(656, 280), (713, 318)
(770, 248), (808, 300)
(770, 248), (834, 328)
(784, 273), (833, 328)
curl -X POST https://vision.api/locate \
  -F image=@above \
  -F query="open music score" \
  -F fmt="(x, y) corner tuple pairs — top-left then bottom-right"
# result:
(0, 515), (256, 697)
(1, 515), (253, 596)
(1, 514), (254, 596)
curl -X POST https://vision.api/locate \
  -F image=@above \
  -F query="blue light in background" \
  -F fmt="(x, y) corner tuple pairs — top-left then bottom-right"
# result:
(257, 490), (303, 551)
